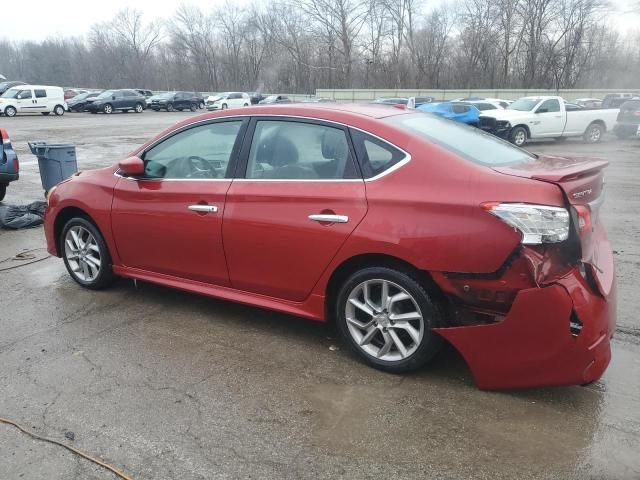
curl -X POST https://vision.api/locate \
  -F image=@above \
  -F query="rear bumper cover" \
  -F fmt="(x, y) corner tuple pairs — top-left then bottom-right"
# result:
(0, 172), (19, 184)
(435, 268), (616, 390)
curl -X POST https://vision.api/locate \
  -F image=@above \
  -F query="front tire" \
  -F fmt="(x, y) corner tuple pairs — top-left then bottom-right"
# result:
(509, 126), (528, 147)
(167, 103), (175, 112)
(335, 267), (443, 373)
(54, 105), (65, 116)
(221, 103), (228, 110)
(61, 217), (115, 290)
(199, 101), (205, 109)
(134, 103), (143, 113)
(41, 112), (51, 116)
(103, 104), (113, 114)
(4, 106), (17, 117)
(584, 123), (604, 143)
(189, 103), (197, 112)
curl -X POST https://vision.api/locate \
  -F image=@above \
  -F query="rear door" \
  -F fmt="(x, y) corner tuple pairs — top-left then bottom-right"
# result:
(33, 89), (49, 112)
(223, 117), (367, 301)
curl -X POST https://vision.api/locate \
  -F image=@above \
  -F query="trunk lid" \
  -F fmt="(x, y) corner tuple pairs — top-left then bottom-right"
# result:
(493, 155), (611, 294)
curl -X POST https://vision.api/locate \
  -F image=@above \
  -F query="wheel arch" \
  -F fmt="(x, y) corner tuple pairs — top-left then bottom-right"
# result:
(324, 253), (444, 324)
(512, 124), (530, 137)
(53, 206), (103, 257)
(586, 119), (606, 132)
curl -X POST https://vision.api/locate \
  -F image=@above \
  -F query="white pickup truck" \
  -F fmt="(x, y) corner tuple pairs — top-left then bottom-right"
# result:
(478, 96), (619, 146)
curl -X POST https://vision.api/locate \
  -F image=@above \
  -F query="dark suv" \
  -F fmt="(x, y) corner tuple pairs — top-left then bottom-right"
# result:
(613, 100), (640, 139)
(86, 89), (146, 114)
(150, 92), (199, 112)
(0, 128), (19, 202)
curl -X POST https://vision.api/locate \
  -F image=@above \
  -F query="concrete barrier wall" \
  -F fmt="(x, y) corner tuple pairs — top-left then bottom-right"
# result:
(316, 89), (640, 102)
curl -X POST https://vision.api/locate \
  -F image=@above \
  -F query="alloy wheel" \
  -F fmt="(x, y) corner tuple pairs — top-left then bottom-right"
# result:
(345, 279), (424, 361)
(104, 104), (112, 114)
(5, 106), (17, 117)
(589, 125), (601, 142)
(64, 225), (102, 282)
(513, 130), (526, 146)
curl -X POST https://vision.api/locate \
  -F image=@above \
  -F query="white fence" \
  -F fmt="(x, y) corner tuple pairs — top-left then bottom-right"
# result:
(315, 88), (640, 102)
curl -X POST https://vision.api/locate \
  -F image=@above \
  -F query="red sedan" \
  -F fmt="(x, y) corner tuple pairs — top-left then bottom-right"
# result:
(44, 104), (616, 389)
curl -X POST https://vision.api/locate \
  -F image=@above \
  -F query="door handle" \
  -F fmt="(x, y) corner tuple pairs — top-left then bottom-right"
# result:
(188, 205), (218, 213)
(308, 214), (349, 223)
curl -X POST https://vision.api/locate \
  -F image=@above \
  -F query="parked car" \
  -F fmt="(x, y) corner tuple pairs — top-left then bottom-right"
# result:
(191, 92), (205, 109)
(575, 98), (602, 109)
(250, 93), (266, 105)
(454, 97), (511, 109)
(134, 89), (154, 99)
(407, 97), (435, 108)
(0, 85), (66, 117)
(206, 92), (251, 110)
(601, 93), (638, 109)
(461, 100), (505, 111)
(302, 96), (336, 103)
(67, 91), (101, 112)
(0, 81), (27, 96)
(0, 128), (19, 201)
(258, 94), (291, 105)
(371, 97), (408, 105)
(417, 102), (481, 126)
(64, 89), (87, 101)
(43, 103), (616, 390)
(613, 100), (640, 139)
(149, 91), (199, 112)
(86, 89), (146, 114)
(479, 96), (619, 146)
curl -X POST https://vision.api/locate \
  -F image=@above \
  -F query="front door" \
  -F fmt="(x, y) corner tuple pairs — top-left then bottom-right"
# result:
(15, 89), (35, 113)
(532, 98), (565, 136)
(111, 119), (247, 285)
(223, 118), (367, 301)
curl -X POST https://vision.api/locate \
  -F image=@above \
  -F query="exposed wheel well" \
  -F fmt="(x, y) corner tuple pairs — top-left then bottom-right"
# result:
(325, 253), (443, 324)
(53, 206), (95, 256)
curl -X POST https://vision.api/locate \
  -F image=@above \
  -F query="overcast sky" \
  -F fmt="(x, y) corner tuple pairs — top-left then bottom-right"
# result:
(1, 0), (638, 41)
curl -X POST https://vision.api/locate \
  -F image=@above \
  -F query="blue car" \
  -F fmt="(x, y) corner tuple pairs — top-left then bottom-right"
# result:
(417, 102), (480, 126)
(0, 128), (19, 202)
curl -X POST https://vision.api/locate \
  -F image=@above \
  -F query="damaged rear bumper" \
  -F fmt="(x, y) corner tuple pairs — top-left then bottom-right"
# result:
(434, 266), (616, 390)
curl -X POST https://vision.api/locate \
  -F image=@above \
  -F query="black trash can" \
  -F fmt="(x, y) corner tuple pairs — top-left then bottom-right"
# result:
(28, 142), (78, 193)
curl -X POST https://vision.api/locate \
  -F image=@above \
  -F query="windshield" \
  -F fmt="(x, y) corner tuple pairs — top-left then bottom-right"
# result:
(508, 98), (540, 111)
(385, 113), (536, 167)
(96, 90), (115, 99)
(71, 92), (91, 101)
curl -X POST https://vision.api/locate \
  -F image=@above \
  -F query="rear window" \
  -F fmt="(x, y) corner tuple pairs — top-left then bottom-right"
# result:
(385, 113), (536, 167)
(620, 101), (640, 111)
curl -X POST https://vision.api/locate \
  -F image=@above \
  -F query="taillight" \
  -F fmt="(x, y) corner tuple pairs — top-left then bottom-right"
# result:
(573, 205), (592, 236)
(482, 202), (570, 244)
(13, 158), (19, 173)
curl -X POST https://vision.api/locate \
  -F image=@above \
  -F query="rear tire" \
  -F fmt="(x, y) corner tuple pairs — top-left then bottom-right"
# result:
(583, 123), (604, 143)
(54, 105), (65, 116)
(615, 131), (630, 140)
(335, 267), (443, 373)
(41, 112), (51, 116)
(134, 103), (143, 113)
(199, 101), (205, 109)
(0, 184), (6, 202)
(61, 217), (115, 290)
(509, 126), (528, 147)
(221, 103), (228, 110)
(190, 103), (197, 112)
(167, 103), (175, 112)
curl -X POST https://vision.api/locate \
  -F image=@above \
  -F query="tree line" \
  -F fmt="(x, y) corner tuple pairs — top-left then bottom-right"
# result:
(0, 0), (638, 94)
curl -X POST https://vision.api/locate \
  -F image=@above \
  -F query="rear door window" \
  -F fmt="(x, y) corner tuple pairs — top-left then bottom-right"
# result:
(34, 89), (47, 98)
(245, 120), (358, 180)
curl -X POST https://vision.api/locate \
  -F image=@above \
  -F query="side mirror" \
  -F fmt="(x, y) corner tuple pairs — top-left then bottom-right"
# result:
(118, 156), (144, 176)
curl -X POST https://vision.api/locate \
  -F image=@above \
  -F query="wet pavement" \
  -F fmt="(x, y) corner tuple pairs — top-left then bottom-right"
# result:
(1, 112), (639, 479)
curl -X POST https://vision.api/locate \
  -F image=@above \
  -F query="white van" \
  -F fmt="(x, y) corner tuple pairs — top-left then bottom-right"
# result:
(0, 85), (67, 117)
